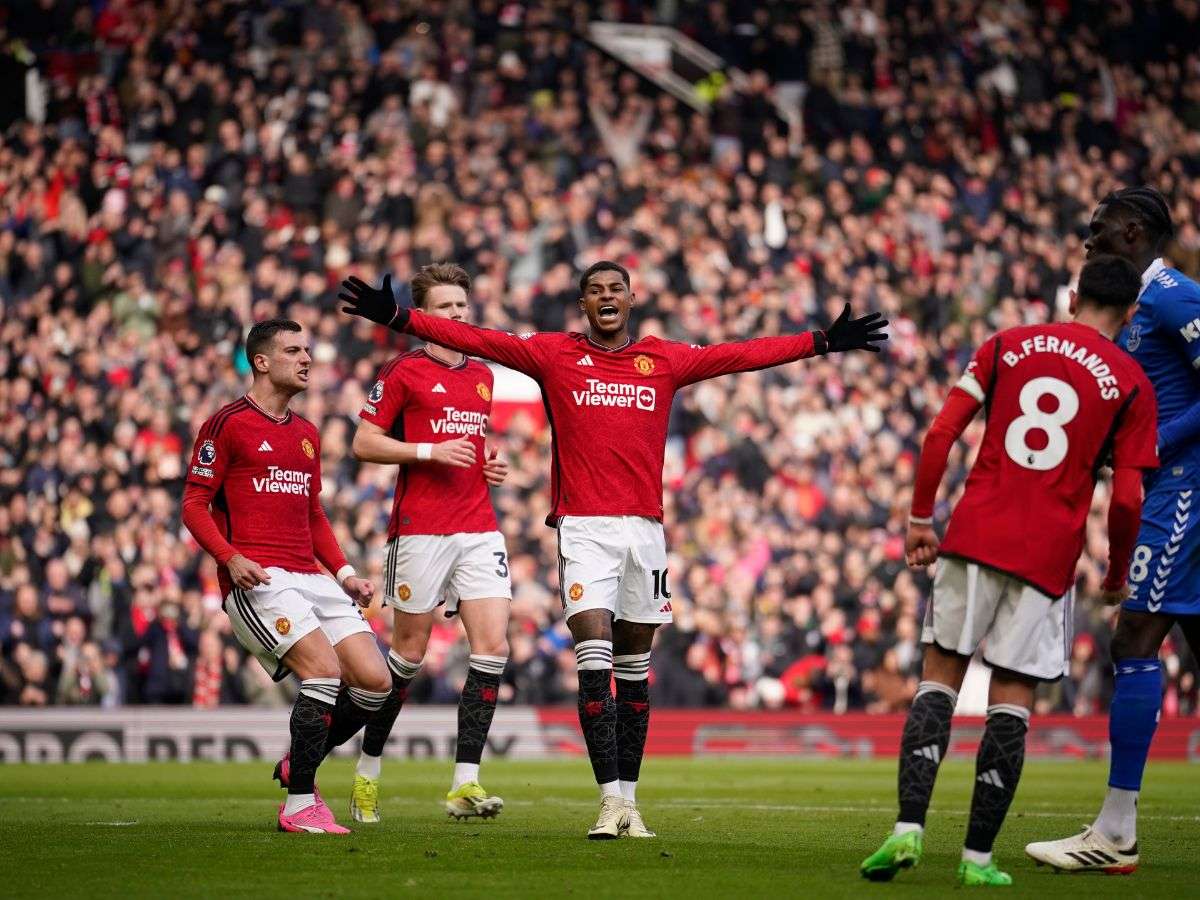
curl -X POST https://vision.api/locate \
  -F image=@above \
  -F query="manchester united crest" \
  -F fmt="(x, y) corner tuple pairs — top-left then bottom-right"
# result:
(635, 355), (655, 376)
(301, 438), (315, 459)
(568, 583), (584, 601)
(397, 584), (412, 602)
(476, 383), (491, 402)
(275, 617), (291, 635)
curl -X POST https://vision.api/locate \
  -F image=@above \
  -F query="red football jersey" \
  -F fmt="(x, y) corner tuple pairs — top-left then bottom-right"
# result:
(360, 349), (498, 538)
(185, 397), (326, 595)
(401, 312), (819, 523)
(941, 322), (1158, 597)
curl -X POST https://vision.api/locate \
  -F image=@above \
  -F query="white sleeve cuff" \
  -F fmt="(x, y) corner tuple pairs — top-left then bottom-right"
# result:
(335, 565), (356, 585)
(955, 372), (985, 403)
(909, 515), (933, 526)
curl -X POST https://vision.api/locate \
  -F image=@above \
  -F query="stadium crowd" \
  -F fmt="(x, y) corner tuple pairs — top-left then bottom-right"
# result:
(2, 0), (1200, 715)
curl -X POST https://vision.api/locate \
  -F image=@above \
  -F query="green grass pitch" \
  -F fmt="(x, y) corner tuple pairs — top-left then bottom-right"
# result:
(1, 758), (1197, 898)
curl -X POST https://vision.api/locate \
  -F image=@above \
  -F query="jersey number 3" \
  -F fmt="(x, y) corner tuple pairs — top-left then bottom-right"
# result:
(1004, 376), (1079, 471)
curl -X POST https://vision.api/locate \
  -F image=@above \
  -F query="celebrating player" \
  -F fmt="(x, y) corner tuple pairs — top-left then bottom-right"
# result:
(339, 261), (887, 839)
(860, 255), (1158, 886)
(345, 263), (513, 823)
(1027, 188), (1200, 873)
(181, 319), (392, 834)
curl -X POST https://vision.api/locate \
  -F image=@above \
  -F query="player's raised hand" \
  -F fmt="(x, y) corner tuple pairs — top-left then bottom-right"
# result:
(431, 436), (476, 468)
(904, 521), (940, 569)
(342, 575), (375, 608)
(483, 446), (509, 486)
(226, 553), (272, 589)
(816, 302), (889, 353)
(338, 274), (409, 329)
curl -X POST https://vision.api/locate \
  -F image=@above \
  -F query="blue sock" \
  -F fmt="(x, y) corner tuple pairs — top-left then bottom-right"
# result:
(1107, 658), (1163, 791)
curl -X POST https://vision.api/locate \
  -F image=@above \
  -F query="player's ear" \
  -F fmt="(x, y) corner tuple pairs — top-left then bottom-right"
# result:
(1122, 303), (1137, 327)
(1067, 289), (1077, 316)
(1124, 217), (1142, 249)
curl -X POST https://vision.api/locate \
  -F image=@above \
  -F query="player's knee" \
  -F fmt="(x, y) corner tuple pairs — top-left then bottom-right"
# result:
(1109, 626), (1141, 662)
(472, 635), (509, 658)
(392, 629), (429, 661)
(364, 667), (392, 694)
(308, 661), (341, 682)
(612, 619), (657, 655)
(1110, 615), (1155, 661)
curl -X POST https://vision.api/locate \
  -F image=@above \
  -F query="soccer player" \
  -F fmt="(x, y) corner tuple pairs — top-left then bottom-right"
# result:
(346, 263), (513, 823)
(339, 261), (887, 838)
(181, 318), (393, 834)
(1027, 188), (1200, 873)
(859, 255), (1158, 886)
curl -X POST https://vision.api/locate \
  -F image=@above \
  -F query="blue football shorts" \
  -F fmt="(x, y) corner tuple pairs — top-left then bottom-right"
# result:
(1124, 484), (1200, 616)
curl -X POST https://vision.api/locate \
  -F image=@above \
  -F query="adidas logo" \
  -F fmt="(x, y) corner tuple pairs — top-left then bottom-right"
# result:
(1065, 850), (1122, 867)
(977, 769), (1005, 789)
(257, 440), (273, 452)
(659, 601), (672, 613)
(912, 744), (941, 764)
(577, 354), (595, 366)
(432, 383), (447, 393)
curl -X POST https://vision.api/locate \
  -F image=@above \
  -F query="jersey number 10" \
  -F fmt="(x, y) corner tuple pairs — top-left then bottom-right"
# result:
(1004, 376), (1080, 471)
(651, 568), (672, 601)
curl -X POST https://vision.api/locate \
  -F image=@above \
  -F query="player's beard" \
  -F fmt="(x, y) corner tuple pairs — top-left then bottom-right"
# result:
(281, 368), (309, 395)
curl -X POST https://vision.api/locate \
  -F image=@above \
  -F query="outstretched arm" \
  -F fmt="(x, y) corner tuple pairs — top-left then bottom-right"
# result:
(672, 303), (888, 386)
(907, 388), (981, 567)
(338, 275), (548, 377)
(672, 332), (819, 386)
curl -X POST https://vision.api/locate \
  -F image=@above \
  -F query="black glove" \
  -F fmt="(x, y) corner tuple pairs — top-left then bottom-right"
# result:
(813, 302), (888, 354)
(338, 275), (410, 331)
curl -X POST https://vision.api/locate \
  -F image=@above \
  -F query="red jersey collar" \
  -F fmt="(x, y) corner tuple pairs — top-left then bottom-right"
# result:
(422, 348), (469, 370)
(584, 333), (633, 353)
(243, 394), (292, 424)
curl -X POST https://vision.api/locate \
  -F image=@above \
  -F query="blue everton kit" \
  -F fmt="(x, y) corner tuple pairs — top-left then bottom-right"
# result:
(1122, 259), (1200, 615)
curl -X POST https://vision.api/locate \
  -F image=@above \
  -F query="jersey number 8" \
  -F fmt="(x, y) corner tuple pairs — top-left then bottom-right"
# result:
(1004, 376), (1079, 471)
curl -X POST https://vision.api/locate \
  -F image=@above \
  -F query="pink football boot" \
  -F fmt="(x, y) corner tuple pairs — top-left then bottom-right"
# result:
(277, 798), (350, 834)
(273, 752), (321, 798)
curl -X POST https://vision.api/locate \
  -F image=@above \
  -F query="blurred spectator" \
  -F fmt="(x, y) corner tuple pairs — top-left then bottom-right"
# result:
(0, 0), (1198, 713)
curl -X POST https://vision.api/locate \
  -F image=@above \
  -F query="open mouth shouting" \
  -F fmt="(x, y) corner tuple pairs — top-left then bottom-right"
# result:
(596, 303), (621, 326)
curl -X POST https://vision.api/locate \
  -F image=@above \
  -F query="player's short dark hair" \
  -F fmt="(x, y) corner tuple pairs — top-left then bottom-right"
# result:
(1100, 186), (1175, 251)
(245, 318), (302, 368)
(1076, 254), (1142, 311)
(578, 260), (630, 294)
(411, 262), (470, 308)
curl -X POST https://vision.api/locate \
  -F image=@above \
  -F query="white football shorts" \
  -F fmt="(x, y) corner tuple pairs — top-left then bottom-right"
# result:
(224, 567), (373, 681)
(556, 515), (673, 624)
(382, 531), (512, 615)
(923, 557), (1073, 681)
